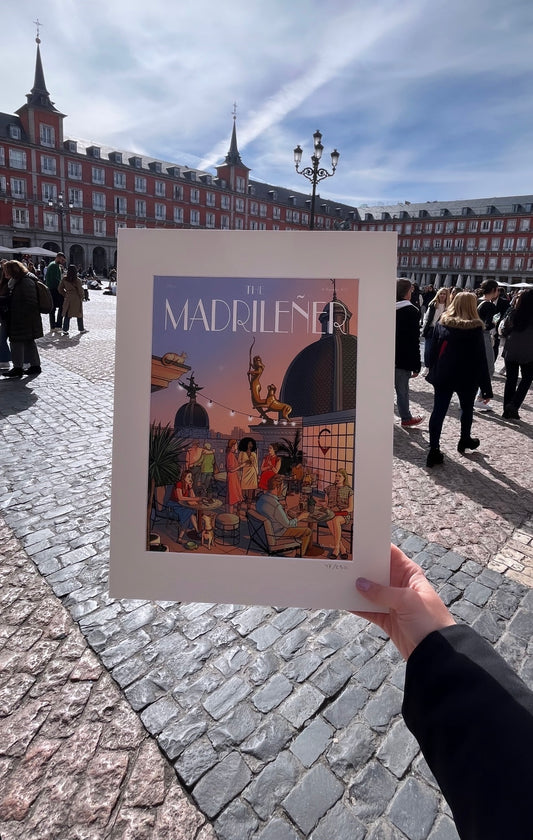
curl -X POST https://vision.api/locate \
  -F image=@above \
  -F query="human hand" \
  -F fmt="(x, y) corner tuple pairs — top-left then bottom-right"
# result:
(354, 544), (455, 660)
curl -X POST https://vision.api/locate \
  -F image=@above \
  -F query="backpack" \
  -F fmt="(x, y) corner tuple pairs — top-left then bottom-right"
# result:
(32, 276), (53, 314)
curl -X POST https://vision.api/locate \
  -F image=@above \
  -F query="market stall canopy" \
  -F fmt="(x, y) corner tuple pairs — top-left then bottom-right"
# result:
(0, 246), (57, 256)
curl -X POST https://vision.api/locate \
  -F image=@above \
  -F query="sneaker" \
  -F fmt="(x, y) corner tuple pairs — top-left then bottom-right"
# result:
(401, 416), (423, 427)
(79, 329), (89, 334)
(475, 399), (492, 412)
(62, 331), (70, 336)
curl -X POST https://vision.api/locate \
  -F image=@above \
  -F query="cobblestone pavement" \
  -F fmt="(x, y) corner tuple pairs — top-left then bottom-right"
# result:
(1, 291), (532, 840)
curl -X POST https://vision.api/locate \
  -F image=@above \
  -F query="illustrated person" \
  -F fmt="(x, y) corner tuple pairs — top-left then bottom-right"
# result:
(256, 474), (312, 556)
(167, 470), (199, 539)
(258, 443), (281, 491)
(199, 442), (217, 494)
(475, 278), (499, 412)
(186, 440), (204, 490)
(225, 438), (243, 513)
(321, 468), (353, 560)
(425, 292), (492, 467)
(0, 260), (43, 378)
(45, 251), (66, 333)
(500, 288), (533, 420)
(395, 278), (423, 427)
(421, 287), (450, 368)
(59, 264), (87, 335)
(355, 543), (533, 840)
(238, 437), (259, 504)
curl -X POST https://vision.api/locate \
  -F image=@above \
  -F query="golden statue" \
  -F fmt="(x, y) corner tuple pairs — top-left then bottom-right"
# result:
(247, 342), (292, 423)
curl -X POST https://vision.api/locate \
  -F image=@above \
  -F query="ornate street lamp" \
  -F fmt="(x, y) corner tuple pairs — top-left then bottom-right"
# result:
(293, 130), (339, 230)
(48, 192), (72, 255)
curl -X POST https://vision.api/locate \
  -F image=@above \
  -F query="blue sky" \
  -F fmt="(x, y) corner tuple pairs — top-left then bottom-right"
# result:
(3, 0), (533, 205)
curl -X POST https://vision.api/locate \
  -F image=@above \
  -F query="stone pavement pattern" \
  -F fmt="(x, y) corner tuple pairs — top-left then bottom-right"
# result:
(0, 291), (532, 840)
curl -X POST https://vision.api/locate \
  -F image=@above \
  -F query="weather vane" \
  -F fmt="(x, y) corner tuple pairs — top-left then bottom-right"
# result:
(33, 18), (43, 44)
(232, 101), (237, 121)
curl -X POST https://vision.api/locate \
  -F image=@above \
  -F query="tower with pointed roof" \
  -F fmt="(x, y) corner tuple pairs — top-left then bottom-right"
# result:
(16, 35), (65, 147)
(215, 109), (250, 194)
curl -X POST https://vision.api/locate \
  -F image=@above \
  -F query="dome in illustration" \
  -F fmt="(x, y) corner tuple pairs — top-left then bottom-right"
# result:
(173, 374), (210, 433)
(280, 295), (357, 417)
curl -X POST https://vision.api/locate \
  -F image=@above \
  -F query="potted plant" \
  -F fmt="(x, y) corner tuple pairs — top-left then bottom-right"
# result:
(147, 422), (187, 550)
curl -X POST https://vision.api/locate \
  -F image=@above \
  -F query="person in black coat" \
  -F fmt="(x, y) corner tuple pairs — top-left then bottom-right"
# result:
(425, 292), (492, 467)
(0, 260), (43, 378)
(500, 289), (533, 420)
(355, 544), (533, 840)
(395, 278), (422, 427)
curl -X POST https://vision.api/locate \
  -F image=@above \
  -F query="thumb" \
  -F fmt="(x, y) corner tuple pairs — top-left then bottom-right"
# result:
(356, 577), (410, 612)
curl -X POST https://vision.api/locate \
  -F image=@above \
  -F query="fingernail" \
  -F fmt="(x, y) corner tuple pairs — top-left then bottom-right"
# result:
(356, 577), (372, 592)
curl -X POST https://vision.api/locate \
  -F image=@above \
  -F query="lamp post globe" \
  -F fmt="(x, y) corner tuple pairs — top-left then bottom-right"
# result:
(293, 130), (339, 230)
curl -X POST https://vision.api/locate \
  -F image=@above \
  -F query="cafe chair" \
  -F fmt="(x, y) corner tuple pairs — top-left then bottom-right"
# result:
(246, 510), (302, 557)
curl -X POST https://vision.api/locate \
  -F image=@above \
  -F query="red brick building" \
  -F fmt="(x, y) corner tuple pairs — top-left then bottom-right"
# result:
(1, 39), (532, 287)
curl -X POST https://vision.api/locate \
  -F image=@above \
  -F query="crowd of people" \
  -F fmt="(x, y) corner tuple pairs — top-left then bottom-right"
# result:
(0, 252), (110, 379)
(395, 277), (533, 467)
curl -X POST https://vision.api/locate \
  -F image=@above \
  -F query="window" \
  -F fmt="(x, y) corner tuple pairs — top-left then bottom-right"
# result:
(478, 238), (487, 252)
(92, 167), (105, 185)
(520, 218), (530, 231)
(68, 188), (83, 208)
(454, 238), (464, 249)
(260, 204), (267, 217)
(493, 219), (503, 232)
(114, 171), (126, 188)
(41, 155), (56, 175)
(250, 221), (258, 230)
(94, 218), (106, 237)
(259, 222), (266, 230)
(135, 199), (146, 217)
(286, 209), (293, 222)
(9, 148), (26, 169)
(433, 239), (442, 250)
(115, 222), (127, 235)
(488, 257), (498, 270)
(421, 256), (429, 267)
(516, 237), (527, 250)
(0, 148), (4, 166)
(453, 256), (462, 268)
(13, 207), (29, 227)
(273, 207), (281, 220)
(70, 216), (83, 234)
(67, 161), (82, 180)
(92, 192), (106, 211)
(415, 223), (422, 233)
(173, 184), (184, 201)
(467, 238), (476, 251)
(441, 256), (450, 267)
(503, 238), (514, 251)
(10, 177), (26, 198)
(431, 256), (439, 267)
(424, 223), (433, 233)
(115, 196), (127, 214)
(221, 195), (230, 210)
(155, 202), (166, 220)
(443, 238), (453, 250)
(400, 256), (409, 266)
(501, 257), (510, 270)
(302, 213), (309, 226)
(39, 124), (55, 147)
(423, 239), (431, 250)
(9, 125), (21, 140)
(206, 212), (215, 228)
(135, 176), (147, 193)
(155, 181), (166, 197)
(464, 256), (473, 269)
(250, 201), (258, 215)
(412, 239), (420, 250)
(404, 224), (412, 234)
(475, 257), (485, 269)
(445, 222), (455, 233)
(173, 207), (183, 223)
(236, 176), (245, 193)
(293, 211), (300, 223)
(221, 215), (230, 229)
(514, 257), (523, 269)
(42, 183), (57, 202)
(468, 220), (478, 232)
(190, 188), (200, 204)
(236, 198), (245, 212)
(480, 220), (491, 232)
(235, 217), (244, 229)
(491, 238), (500, 251)
(272, 224), (280, 230)
(43, 212), (58, 231)
(435, 223), (443, 233)
(506, 219), (516, 231)
(206, 192), (216, 207)
(457, 221), (466, 232)
(190, 209), (200, 226)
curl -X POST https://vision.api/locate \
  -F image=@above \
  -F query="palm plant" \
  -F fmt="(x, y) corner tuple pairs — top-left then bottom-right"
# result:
(147, 422), (187, 548)
(276, 428), (303, 474)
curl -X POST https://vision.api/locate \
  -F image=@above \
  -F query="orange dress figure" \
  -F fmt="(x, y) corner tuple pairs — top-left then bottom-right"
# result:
(258, 443), (281, 491)
(225, 439), (243, 512)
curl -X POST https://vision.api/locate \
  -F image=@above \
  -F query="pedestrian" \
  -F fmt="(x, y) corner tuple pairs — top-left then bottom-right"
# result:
(0, 260), (12, 371)
(45, 251), (66, 333)
(0, 260), (43, 378)
(59, 265), (88, 335)
(395, 278), (423, 427)
(474, 279), (499, 412)
(421, 288), (450, 369)
(500, 289), (533, 420)
(425, 292), (492, 467)
(355, 543), (533, 840)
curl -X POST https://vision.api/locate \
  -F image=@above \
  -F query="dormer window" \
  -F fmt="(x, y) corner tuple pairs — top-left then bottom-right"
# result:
(148, 161), (162, 174)
(9, 124), (21, 140)
(129, 156), (143, 169)
(268, 189), (278, 201)
(109, 151), (123, 164)
(64, 140), (77, 153)
(87, 146), (101, 159)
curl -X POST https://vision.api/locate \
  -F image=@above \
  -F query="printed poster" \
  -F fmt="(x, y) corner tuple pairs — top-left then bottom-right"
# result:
(110, 230), (396, 610)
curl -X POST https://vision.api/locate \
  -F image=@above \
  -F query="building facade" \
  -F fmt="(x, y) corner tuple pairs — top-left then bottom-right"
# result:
(1, 39), (532, 286)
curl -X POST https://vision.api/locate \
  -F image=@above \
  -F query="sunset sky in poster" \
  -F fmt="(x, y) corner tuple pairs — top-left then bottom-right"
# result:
(151, 276), (358, 436)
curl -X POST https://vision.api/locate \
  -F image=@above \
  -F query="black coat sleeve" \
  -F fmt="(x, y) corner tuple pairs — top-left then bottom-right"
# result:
(402, 625), (533, 840)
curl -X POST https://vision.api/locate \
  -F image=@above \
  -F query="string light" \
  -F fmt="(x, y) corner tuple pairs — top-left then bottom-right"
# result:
(176, 378), (295, 427)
